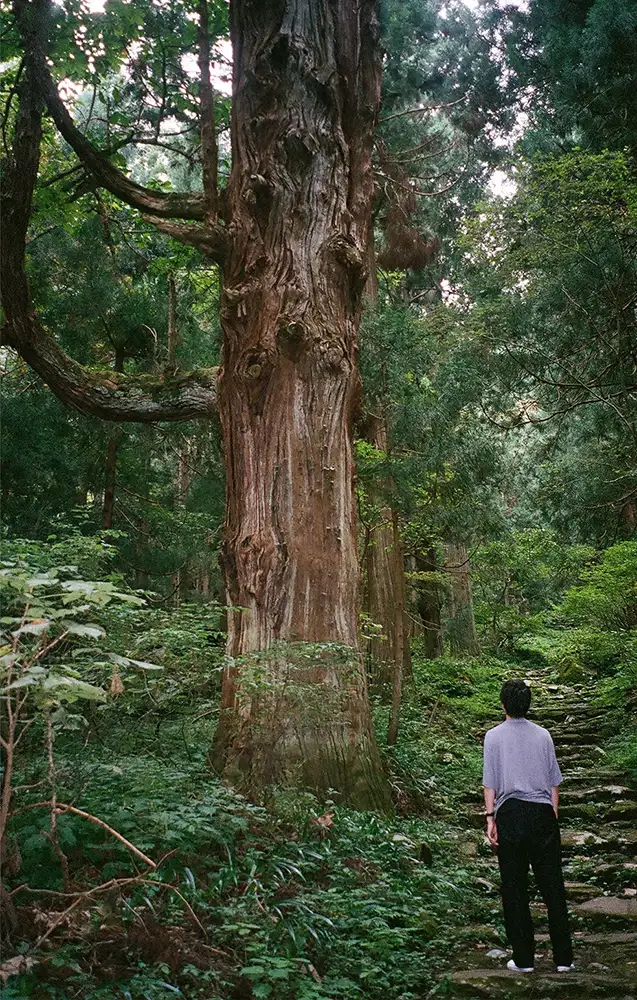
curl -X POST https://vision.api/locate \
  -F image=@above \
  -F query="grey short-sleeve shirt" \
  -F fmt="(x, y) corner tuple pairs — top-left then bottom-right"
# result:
(482, 718), (562, 813)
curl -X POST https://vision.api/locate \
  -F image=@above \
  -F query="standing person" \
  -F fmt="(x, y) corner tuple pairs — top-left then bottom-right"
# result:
(482, 679), (574, 974)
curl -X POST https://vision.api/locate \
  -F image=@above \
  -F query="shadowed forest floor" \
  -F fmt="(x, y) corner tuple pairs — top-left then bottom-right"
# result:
(3, 651), (636, 999)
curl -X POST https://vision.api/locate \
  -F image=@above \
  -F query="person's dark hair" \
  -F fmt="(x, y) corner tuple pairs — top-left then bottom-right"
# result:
(500, 679), (531, 718)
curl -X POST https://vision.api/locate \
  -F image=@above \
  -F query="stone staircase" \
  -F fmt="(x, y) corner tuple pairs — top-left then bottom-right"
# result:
(437, 672), (637, 998)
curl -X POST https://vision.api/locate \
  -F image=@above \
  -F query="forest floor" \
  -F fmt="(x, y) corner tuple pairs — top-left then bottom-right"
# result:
(4, 655), (637, 1000)
(437, 668), (637, 998)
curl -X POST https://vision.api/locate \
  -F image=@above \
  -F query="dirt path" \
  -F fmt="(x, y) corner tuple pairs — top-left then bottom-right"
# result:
(437, 671), (637, 998)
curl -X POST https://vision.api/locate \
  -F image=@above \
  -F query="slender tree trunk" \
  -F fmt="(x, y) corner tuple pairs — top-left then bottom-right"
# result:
(386, 510), (405, 746)
(406, 554), (423, 640)
(167, 274), (180, 365)
(102, 347), (125, 530)
(362, 415), (411, 686)
(622, 500), (636, 536)
(172, 436), (191, 606)
(415, 548), (443, 659)
(102, 436), (118, 530)
(361, 240), (409, 687)
(134, 428), (152, 590)
(212, 0), (390, 809)
(445, 541), (480, 657)
(364, 418), (397, 685)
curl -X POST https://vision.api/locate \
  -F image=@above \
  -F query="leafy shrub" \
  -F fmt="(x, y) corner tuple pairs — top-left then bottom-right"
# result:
(557, 542), (637, 630)
(515, 627), (629, 677)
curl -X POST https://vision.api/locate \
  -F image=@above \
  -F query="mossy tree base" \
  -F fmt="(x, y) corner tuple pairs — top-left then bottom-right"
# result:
(212, 643), (392, 813)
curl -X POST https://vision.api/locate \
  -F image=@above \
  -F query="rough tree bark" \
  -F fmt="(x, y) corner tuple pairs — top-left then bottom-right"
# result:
(212, 0), (390, 808)
(4, 0), (391, 809)
(445, 541), (480, 657)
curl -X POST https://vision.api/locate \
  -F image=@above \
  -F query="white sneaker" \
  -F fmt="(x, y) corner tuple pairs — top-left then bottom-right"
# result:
(506, 959), (534, 973)
(556, 963), (575, 972)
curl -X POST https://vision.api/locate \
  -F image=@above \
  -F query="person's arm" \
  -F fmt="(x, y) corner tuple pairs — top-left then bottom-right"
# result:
(484, 786), (498, 847)
(552, 785), (559, 819)
(547, 732), (562, 819)
(482, 731), (498, 847)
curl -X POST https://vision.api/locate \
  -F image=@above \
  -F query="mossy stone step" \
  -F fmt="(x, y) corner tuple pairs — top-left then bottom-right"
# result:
(445, 967), (632, 998)
(574, 896), (637, 920)
(556, 746), (608, 763)
(585, 861), (637, 887)
(530, 706), (605, 718)
(464, 869), (603, 904)
(557, 929), (637, 945)
(559, 799), (637, 822)
(561, 784), (632, 803)
(563, 863), (637, 895)
(464, 799), (637, 827)
(563, 880), (601, 902)
(562, 768), (626, 785)
(560, 827), (637, 856)
(552, 732), (609, 746)
(451, 926), (637, 946)
(458, 782), (633, 804)
(474, 723), (606, 741)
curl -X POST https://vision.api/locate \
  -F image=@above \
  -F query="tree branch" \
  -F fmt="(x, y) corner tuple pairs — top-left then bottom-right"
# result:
(1, 317), (219, 423)
(14, 0), (200, 218)
(197, 0), (218, 220)
(145, 217), (229, 262)
(0, 49), (218, 424)
(14, 0), (228, 250)
(378, 95), (467, 125)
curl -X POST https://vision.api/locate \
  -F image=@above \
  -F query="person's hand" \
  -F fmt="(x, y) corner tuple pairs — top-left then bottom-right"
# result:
(486, 817), (498, 848)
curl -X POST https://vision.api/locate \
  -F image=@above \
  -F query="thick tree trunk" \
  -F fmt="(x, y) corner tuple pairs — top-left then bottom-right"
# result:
(445, 542), (480, 657)
(9, 0), (390, 809)
(212, 0), (390, 809)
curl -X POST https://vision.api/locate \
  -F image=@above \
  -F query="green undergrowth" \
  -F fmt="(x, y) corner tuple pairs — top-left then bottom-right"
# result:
(5, 709), (499, 1000)
(3, 539), (636, 999)
(8, 642), (633, 999)
(4, 641), (511, 1000)
(375, 653), (509, 814)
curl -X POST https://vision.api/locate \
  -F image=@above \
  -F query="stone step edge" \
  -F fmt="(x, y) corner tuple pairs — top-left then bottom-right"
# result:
(459, 928), (637, 944)
(448, 968), (627, 984)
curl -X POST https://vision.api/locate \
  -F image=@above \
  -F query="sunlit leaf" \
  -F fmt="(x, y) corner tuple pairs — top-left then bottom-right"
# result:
(11, 621), (50, 637)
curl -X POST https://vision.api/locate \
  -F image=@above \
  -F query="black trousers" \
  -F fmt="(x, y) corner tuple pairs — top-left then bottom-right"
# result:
(496, 798), (573, 969)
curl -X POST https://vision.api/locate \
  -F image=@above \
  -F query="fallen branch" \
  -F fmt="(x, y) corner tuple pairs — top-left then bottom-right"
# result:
(18, 873), (208, 944)
(55, 804), (157, 869)
(32, 895), (84, 951)
(17, 874), (151, 899)
(7, 800), (156, 868)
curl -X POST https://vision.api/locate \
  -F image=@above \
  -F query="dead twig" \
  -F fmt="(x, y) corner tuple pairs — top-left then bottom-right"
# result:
(141, 879), (208, 939)
(31, 896), (84, 951)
